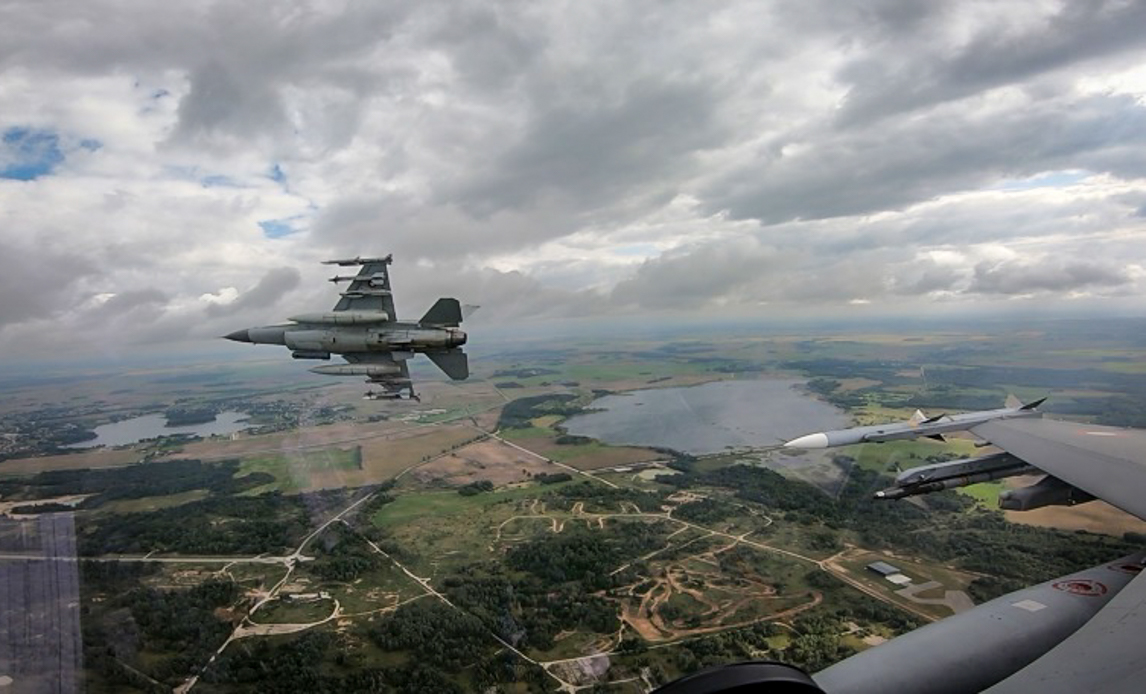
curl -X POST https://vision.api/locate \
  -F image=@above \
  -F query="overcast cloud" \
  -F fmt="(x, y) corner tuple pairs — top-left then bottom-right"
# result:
(2, 0), (1146, 358)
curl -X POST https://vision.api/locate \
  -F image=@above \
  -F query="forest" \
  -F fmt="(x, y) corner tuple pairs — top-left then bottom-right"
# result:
(0, 458), (272, 506)
(78, 491), (312, 555)
(202, 623), (555, 693)
(81, 564), (241, 689)
(496, 393), (583, 429)
(660, 461), (1138, 597)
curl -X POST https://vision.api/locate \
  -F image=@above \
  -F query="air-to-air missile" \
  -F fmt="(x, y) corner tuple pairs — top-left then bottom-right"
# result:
(784, 396), (1048, 500)
(784, 396), (1045, 449)
(224, 255), (469, 400)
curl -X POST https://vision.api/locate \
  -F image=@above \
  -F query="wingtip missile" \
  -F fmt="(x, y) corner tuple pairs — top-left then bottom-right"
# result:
(322, 254), (393, 266)
(784, 432), (830, 449)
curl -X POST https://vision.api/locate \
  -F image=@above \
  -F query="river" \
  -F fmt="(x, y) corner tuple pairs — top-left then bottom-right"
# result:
(563, 379), (848, 455)
(66, 411), (252, 448)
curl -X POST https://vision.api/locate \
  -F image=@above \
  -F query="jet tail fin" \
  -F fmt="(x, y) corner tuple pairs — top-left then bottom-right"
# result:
(909, 409), (928, 426)
(426, 349), (469, 380)
(420, 298), (463, 327)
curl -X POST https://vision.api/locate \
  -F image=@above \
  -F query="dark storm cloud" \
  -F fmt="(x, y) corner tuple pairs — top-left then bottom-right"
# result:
(310, 192), (587, 263)
(835, 0), (1146, 125)
(173, 62), (289, 142)
(968, 259), (1132, 296)
(709, 93), (1146, 225)
(0, 242), (94, 327)
(610, 239), (778, 310)
(205, 266), (301, 317)
(0, 2), (410, 151)
(426, 2), (543, 92)
(450, 79), (727, 216)
(890, 262), (964, 296)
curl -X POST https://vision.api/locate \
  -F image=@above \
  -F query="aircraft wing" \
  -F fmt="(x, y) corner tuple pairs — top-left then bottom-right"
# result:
(344, 352), (413, 397)
(982, 563), (1146, 694)
(970, 417), (1146, 522)
(332, 259), (398, 318)
(964, 416), (1146, 693)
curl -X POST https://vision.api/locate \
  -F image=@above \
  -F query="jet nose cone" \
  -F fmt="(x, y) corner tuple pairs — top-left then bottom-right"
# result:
(224, 329), (251, 343)
(784, 432), (829, 449)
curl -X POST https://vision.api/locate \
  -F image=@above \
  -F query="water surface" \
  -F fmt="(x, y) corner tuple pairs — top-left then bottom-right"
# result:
(67, 411), (251, 448)
(564, 379), (847, 455)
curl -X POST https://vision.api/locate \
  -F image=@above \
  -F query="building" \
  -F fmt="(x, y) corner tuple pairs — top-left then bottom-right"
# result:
(867, 561), (901, 576)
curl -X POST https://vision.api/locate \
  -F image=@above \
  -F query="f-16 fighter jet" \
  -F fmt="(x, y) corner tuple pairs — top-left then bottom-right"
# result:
(224, 255), (468, 400)
(768, 395), (1146, 694)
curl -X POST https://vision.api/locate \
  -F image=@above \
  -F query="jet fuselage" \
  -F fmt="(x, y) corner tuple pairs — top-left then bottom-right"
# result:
(226, 321), (467, 358)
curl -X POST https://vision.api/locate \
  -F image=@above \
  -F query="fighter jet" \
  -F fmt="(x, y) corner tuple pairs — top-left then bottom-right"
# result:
(224, 255), (468, 400)
(767, 396), (1146, 694)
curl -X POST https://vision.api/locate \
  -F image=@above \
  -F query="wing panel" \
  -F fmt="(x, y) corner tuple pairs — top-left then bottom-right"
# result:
(984, 563), (1146, 694)
(333, 260), (397, 318)
(970, 418), (1146, 522)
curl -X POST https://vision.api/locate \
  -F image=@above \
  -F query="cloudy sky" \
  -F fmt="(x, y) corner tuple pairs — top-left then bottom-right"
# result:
(3, 0), (1146, 359)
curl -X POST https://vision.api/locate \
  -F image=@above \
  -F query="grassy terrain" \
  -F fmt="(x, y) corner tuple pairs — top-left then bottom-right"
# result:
(320, 563), (427, 615)
(850, 438), (980, 473)
(99, 488), (210, 513)
(251, 597), (336, 624)
(238, 447), (362, 493)
(958, 481), (1004, 507)
(374, 483), (577, 526)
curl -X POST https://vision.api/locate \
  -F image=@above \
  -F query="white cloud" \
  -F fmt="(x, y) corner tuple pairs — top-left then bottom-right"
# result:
(1, 0), (1145, 358)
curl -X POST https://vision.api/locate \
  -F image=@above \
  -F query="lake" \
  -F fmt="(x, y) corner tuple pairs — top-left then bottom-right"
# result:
(67, 411), (252, 448)
(563, 379), (848, 455)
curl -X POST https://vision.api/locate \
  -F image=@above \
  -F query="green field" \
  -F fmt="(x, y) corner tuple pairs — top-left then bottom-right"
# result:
(315, 563), (427, 614)
(958, 481), (1004, 506)
(99, 489), (210, 513)
(238, 446), (363, 493)
(373, 482), (577, 526)
(851, 438), (979, 473)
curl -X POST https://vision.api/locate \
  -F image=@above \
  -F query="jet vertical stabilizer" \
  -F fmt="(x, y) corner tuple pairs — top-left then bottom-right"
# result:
(420, 298), (463, 327)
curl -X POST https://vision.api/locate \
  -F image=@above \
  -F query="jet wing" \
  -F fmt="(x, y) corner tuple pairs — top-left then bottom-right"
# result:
(333, 259), (398, 318)
(970, 417), (1146, 522)
(983, 563), (1146, 694)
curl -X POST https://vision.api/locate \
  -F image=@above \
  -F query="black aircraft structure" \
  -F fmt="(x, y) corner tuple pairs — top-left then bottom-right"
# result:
(224, 255), (469, 400)
(653, 397), (1146, 693)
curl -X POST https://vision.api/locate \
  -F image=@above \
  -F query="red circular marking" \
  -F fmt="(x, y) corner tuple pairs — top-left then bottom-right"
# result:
(1052, 579), (1108, 597)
